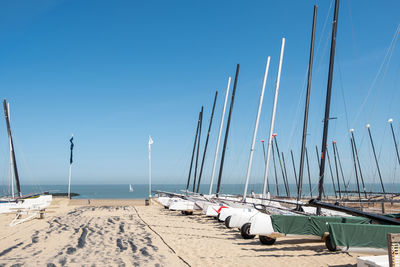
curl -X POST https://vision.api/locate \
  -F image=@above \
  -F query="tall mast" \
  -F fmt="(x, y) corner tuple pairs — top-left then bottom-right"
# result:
(3, 99), (21, 197)
(270, 140), (279, 196)
(366, 124), (386, 195)
(209, 77), (231, 195)
(305, 148), (312, 197)
(350, 129), (367, 197)
(388, 118), (400, 165)
(274, 135), (289, 197)
(290, 150), (299, 189)
(186, 110), (201, 192)
(297, 5), (317, 206)
(262, 38), (286, 198)
(317, 0), (340, 215)
(350, 132), (363, 205)
(243, 57), (271, 201)
(332, 141), (342, 199)
(197, 92), (218, 193)
(333, 141), (348, 197)
(325, 147), (337, 199)
(192, 107), (203, 192)
(7, 103), (15, 198)
(216, 64), (240, 197)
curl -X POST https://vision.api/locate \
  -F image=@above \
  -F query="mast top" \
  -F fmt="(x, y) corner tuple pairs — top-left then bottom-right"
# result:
(366, 124), (370, 128)
(388, 118), (393, 123)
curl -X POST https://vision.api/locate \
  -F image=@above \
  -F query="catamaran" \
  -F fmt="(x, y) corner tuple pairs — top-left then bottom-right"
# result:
(0, 99), (52, 216)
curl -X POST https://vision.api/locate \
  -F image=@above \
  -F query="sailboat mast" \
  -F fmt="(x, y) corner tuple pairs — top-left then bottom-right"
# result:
(274, 135), (289, 196)
(317, 0), (340, 215)
(243, 57), (271, 201)
(290, 150), (298, 189)
(333, 141), (348, 196)
(332, 141), (342, 199)
(262, 38), (286, 198)
(297, 5), (317, 205)
(388, 118), (400, 165)
(350, 130), (367, 198)
(350, 132), (363, 205)
(7, 103), (15, 198)
(197, 91), (218, 193)
(216, 64), (240, 197)
(209, 77), (231, 195)
(366, 124), (386, 195)
(305, 148), (312, 197)
(325, 147), (337, 199)
(3, 100), (21, 197)
(186, 110), (201, 192)
(270, 140), (279, 196)
(192, 107), (203, 192)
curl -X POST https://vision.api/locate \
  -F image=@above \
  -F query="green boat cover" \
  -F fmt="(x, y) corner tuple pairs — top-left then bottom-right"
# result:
(271, 215), (371, 237)
(328, 223), (400, 249)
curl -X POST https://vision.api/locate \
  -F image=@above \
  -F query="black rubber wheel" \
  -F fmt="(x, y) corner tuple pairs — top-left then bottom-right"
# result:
(240, 223), (256, 239)
(224, 216), (232, 228)
(164, 206), (168, 209)
(184, 211), (193, 215)
(259, 235), (276, 245)
(325, 235), (337, 251)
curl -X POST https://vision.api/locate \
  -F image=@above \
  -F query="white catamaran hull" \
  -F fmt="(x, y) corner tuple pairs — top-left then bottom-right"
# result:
(0, 195), (52, 214)
(228, 209), (259, 228)
(249, 212), (274, 236)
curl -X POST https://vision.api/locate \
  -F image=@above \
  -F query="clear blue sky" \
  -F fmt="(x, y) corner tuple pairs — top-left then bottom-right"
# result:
(0, 0), (399, 191)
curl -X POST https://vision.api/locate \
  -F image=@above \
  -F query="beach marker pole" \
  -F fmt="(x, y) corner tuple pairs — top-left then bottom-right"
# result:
(68, 134), (74, 199)
(149, 136), (154, 198)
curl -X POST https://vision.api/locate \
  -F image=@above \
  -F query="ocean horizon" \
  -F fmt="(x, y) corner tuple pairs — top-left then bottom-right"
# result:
(1, 182), (399, 199)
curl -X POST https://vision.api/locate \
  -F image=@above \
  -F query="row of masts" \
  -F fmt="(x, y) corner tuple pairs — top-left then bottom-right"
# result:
(186, 117), (400, 200)
(184, 0), (399, 209)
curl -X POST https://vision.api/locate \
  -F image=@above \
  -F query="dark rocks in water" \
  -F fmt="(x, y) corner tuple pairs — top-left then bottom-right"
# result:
(52, 192), (80, 197)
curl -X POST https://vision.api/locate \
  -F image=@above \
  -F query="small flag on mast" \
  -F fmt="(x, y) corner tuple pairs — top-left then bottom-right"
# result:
(149, 136), (154, 145)
(70, 135), (74, 164)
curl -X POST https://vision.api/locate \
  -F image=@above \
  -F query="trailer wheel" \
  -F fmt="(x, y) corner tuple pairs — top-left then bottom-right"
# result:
(325, 235), (336, 251)
(224, 216), (232, 228)
(164, 206), (168, 209)
(240, 223), (255, 239)
(259, 235), (276, 245)
(184, 211), (193, 215)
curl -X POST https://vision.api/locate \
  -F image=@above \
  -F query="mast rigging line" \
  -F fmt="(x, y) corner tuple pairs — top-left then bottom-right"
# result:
(351, 24), (400, 127)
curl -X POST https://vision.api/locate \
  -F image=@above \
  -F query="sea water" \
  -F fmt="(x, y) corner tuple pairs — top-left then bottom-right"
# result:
(1, 183), (400, 199)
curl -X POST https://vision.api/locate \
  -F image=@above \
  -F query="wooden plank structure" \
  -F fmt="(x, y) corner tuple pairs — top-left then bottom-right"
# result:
(388, 233), (400, 267)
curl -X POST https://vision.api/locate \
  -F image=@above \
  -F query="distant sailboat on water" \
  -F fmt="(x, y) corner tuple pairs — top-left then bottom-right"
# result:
(129, 184), (133, 192)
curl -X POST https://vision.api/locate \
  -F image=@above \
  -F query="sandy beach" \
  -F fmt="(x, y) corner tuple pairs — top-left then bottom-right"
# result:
(0, 198), (382, 266)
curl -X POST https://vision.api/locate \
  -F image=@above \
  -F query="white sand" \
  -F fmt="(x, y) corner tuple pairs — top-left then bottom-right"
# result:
(0, 198), (383, 266)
